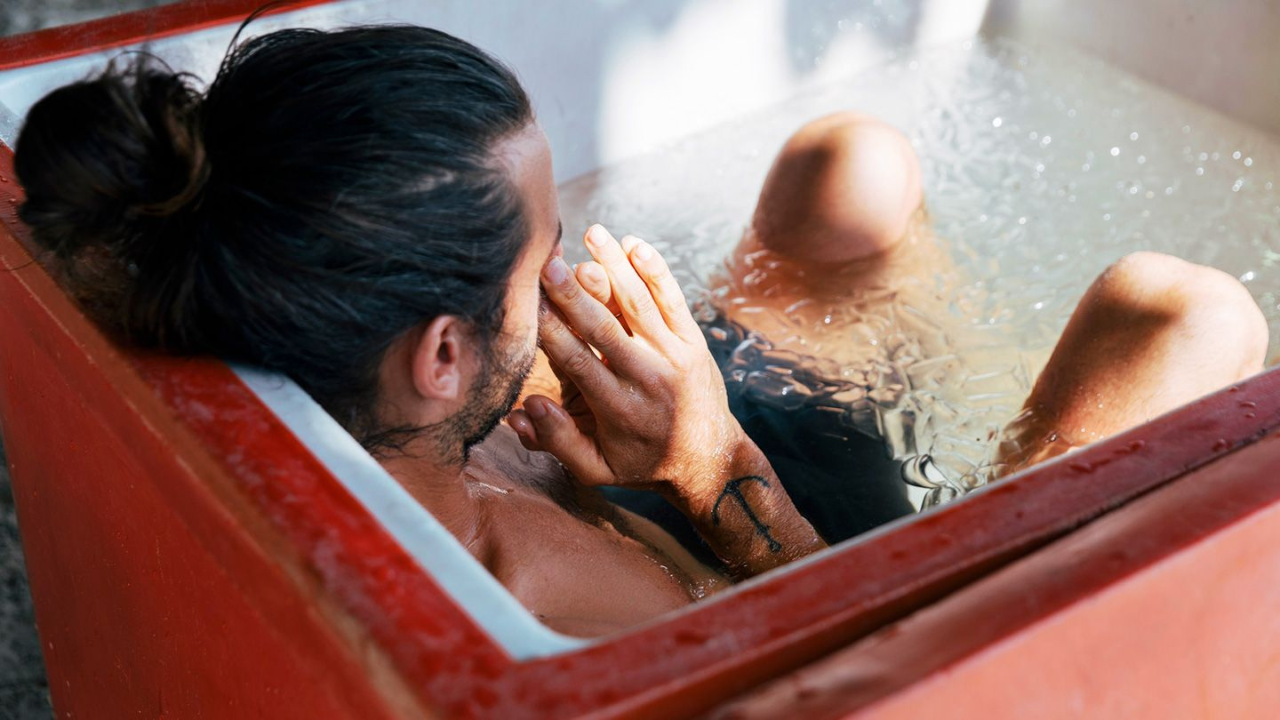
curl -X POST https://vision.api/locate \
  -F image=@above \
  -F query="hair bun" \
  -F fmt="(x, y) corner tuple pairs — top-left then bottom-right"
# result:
(13, 61), (209, 346)
(14, 61), (208, 261)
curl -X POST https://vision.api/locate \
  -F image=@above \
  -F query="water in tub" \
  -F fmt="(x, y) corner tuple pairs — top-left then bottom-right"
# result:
(559, 37), (1280, 513)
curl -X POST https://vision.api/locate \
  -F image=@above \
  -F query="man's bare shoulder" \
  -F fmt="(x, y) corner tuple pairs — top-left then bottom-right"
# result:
(466, 425), (586, 508)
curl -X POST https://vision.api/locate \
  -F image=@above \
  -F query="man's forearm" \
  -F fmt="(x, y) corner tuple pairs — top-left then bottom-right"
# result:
(665, 438), (826, 577)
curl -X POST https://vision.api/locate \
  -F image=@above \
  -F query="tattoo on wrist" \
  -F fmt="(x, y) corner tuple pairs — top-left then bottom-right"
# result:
(711, 475), (783, 553)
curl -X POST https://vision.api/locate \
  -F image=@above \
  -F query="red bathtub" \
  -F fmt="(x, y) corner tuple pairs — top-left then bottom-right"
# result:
(1, 1), (1279, 717)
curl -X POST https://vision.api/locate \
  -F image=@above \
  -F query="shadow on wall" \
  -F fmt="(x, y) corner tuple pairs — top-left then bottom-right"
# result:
(0, 0), (943, 183)
(783, 0), (923, 74)
(548, 0), (935, 180)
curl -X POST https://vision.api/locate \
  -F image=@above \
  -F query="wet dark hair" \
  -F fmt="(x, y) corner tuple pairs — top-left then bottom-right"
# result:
(13, 25), (535, 453)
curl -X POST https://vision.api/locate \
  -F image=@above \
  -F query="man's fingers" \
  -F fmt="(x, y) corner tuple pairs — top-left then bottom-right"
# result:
(538, 298), (618, 395)
(521, 396), (614, 486)
(584, 225), (671, 342)
(575, 261), (628, 333)
(506, 409), (546, 452)
(542, 256), (649, 374)
(626, 239), (705, 343)
(576, 261), (612, 306)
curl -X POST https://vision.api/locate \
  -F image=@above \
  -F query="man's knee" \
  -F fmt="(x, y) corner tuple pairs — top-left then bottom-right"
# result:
(752, 112), (923, 263)
(1089, 251), (1267, 374)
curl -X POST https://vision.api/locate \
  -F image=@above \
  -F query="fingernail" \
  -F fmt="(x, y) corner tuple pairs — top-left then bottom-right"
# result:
(544, 256), (569, 285)
(634, 242), (653, 261)
(586, 225), (607, 247)
(526, 399), (548, 420)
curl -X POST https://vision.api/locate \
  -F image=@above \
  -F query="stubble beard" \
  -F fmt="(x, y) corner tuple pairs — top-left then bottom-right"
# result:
(444, 332), (537, 463)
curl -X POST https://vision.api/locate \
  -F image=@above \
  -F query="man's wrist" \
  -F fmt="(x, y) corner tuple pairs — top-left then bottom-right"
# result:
(662, 428), (770, 516)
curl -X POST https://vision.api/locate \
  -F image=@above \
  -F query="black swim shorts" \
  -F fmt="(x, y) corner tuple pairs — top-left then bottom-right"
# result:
(603, 313), (915, 565)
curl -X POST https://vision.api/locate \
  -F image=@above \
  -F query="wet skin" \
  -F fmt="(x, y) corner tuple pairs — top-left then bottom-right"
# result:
(713, 112), (1268, 475)
(379, 112), (1267, 636)
(379, 124), (821, 636)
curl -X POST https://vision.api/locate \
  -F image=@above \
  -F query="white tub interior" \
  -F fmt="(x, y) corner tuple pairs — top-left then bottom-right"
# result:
(2, 0), (1278, 660)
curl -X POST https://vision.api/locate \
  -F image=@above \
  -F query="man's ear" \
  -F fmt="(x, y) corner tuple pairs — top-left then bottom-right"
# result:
(410, 315), (466, 402)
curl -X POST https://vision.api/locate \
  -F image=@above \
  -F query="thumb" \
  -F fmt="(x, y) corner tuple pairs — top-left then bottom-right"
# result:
(522, 395), (613, 485)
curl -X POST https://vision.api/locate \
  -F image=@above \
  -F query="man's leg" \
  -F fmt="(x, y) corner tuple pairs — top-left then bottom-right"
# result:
(718, 112), (950, 365)
(728, 114), (1270, 480)
(997, 251), (1268, 474)
(750, 111), (923, 264)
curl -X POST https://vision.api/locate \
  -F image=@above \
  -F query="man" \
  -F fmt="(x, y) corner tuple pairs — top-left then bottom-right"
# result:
(14, 25), (1267, 637)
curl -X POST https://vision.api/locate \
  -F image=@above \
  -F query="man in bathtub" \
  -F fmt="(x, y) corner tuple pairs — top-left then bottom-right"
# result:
(14, 26), (1266, 636)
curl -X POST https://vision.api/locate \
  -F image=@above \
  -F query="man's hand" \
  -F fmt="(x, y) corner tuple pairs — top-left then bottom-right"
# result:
(506, 225), (825, 575)
(509, 224), (739, 498)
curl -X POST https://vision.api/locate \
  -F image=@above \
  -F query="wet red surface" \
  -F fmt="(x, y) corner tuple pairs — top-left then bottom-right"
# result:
(4, 3), (1280, 717)
(0, 0), (331, 71)
(713, 431), (1280, 719)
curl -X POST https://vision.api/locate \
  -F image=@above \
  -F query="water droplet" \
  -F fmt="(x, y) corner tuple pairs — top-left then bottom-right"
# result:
(1130, 132), (1140, 141)
(1110, 147), (1120, 157)
(1245, 157), (1253, 167)
(991, 117), (1003, 128)
(1137, 155), (1146, 164)
(1212, 439), (1230, 452)
(1196, 167), (1205, 176)
(1233, 151), (1242, 160)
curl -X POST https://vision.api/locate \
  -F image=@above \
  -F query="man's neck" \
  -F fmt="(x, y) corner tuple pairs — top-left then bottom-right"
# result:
(379, 440), (482, 548)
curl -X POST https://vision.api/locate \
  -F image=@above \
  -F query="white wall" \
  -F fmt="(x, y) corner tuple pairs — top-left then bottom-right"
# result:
(983, 0), (1280, 138)
(0, 0), (989, 181)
